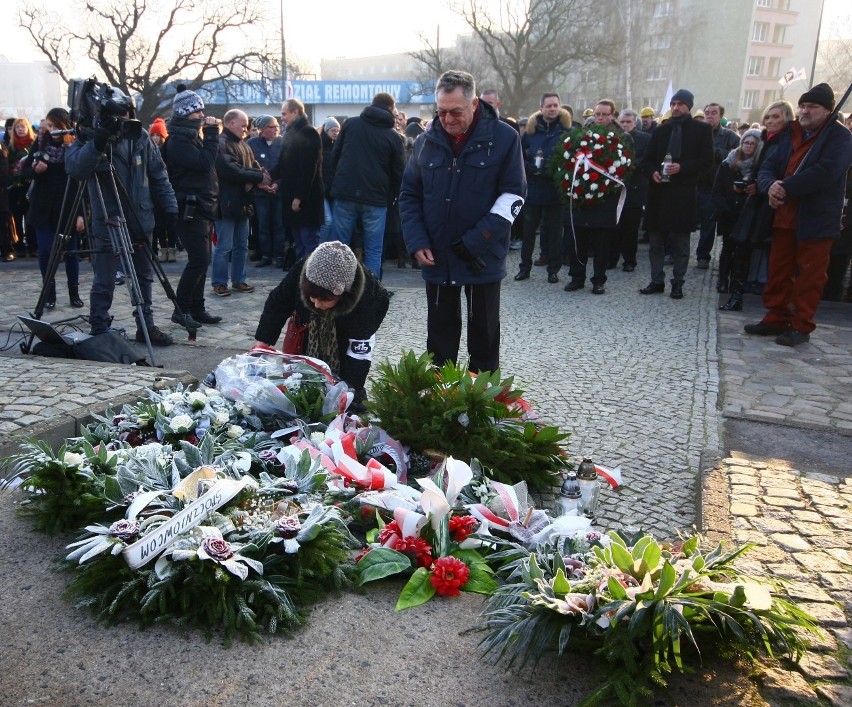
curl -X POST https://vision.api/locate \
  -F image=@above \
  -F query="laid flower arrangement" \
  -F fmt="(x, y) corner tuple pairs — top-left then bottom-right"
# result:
(478, 530), (819, 705)
(366, 351), (570, 489)
(550, 124), (634, 207)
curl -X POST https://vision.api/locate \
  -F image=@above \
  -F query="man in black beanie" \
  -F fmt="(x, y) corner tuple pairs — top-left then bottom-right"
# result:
(639, 88), (714, 299)
(746, 82), (852, 346)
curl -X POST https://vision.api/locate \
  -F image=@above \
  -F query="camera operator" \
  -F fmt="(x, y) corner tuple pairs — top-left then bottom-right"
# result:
(165, 86), (222, 330)
(65, 88), (178, 345)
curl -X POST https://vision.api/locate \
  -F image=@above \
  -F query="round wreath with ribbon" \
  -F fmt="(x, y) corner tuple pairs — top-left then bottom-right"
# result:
(550, 124), (635, 207)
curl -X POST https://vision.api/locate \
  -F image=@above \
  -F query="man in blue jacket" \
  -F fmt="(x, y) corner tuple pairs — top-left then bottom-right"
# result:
(747, 83), (852, 346)
(400, 70), (526, 373)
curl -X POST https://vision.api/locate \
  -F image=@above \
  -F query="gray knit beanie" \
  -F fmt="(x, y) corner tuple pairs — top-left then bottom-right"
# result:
(253, 115), (276, 130)
(322, 116), (340, 132)
(304, 241), (358, 296)
(173, 84), (205, 117)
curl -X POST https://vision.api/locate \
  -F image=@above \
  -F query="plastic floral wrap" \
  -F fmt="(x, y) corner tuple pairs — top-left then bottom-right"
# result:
(214, 346), (353, 420)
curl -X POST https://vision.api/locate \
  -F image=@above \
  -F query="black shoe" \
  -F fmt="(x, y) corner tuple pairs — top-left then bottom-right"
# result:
(744, 321), (786, 336)
(533, 257), (547, 266)
(592, 284), (605, 294)
(514, 270), (530, 281)
(622, 264), (635, 272)
(719, 293), (743, 311)
(70, 296), (84, 308)
(191, 310), (223, 324)
(547, 272), (559, 284)
(171, 310), (203, 330)
(136, 326), (174, 346)
(775, 328), (810, 347)
(564, 280), (584, 292)
(255, 257), (272, 268)
(45, 300), (56, 310)
(639, 282), (664, 294)
(670, 282), (684, 299)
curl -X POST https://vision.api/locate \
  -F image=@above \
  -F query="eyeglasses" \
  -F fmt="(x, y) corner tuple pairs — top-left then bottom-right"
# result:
(436, 107), (468, 119)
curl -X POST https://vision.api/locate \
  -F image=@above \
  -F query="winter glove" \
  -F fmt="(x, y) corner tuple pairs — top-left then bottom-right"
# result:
(164, 212), (178, 233)
(93, 128), (112, 153)
(449, 240), (485, 275)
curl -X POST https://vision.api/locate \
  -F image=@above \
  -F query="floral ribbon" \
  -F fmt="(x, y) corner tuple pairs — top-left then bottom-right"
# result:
(594, 464), (623, 489)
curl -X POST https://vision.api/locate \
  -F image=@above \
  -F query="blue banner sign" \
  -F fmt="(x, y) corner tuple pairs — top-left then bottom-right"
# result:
(197, 79), (435, 106)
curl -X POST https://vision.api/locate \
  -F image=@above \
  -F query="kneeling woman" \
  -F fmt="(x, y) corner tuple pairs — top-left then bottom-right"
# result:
(255, 241), (390, 407)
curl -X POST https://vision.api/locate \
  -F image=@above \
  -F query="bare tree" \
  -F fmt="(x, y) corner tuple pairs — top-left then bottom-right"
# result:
(815, 16), (852, 94)
(19, 0), (276, 123)
(439, 0), (607, 117)
(408, 26), (495, 101)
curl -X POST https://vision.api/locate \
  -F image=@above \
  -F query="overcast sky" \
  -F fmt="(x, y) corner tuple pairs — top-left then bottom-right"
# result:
(4, 0), (851, 73)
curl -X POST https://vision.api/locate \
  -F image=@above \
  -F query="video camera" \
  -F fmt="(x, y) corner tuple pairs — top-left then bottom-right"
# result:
(68, 77), (143, 141)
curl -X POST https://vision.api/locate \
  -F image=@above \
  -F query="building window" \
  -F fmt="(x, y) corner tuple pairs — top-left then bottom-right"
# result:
(756, 0), (771, 7)
(647, 66), (666, 81)
(764, 89), (778, 104)
(742, 90), (760, 110)
(773, 24), (786, 44)
(768, 57), (781, 78)
(649, 35), (671, 50)
(752, 22), (769, 42)
(654, 1), (673, 17)
(747, 57), (764, 76)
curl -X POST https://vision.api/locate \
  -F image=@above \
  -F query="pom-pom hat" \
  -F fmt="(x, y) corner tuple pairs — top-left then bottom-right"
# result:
(304, 241), (358, 297)
(173, 84), (205, 118)
(149, 118), (168, 138)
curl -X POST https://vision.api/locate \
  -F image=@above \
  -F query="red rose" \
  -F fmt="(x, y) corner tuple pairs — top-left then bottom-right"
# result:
(449, 515), (479, 542)
(590, 172), (599, 182)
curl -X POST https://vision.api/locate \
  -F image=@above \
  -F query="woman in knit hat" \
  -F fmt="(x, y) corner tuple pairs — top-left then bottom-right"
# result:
(148, 118), (177, 262)
(254, 240), (390, 408)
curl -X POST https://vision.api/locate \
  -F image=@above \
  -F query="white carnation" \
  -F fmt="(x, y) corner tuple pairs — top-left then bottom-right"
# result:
(171, 414), (194, 431)
(213, 411), (230, 426)
(63, 451), (85, 467)
(227, 425), (244, 439)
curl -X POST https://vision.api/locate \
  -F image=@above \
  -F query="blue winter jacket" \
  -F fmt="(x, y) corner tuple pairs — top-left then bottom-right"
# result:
(757, 118), (852, 241)
(66, 131), (177, 239)
(399, 101), (526, 285)
(521, 108), (572, 204)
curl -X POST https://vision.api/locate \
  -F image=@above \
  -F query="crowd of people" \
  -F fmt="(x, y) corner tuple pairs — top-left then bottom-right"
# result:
(0, 71), (850, 398)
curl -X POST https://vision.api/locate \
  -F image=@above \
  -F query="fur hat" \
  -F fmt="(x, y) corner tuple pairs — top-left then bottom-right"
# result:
(640, 107), (655, 118)
(149, 118), (168, 139)
(304, 241), (358, 296)
(253, 115), (277, 130)
(172, 84), (204, 118)
(322, 117), (340, 132)
(670, 88), (695, 110)
(798, 83), (835, 111)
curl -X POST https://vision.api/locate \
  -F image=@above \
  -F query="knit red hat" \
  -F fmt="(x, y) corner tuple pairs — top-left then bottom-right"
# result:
(149, 118), (168, 139)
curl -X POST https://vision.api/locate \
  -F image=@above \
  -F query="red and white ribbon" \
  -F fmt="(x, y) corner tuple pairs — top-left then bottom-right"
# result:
(572, 151), (628, 222)
(595, 464), (623, 489)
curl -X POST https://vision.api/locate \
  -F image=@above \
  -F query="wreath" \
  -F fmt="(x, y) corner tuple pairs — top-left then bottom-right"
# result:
(550, 124), (635, 207)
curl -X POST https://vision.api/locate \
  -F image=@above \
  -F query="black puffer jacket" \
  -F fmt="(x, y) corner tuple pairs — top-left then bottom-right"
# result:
(329, 105), (405, 206)
(164, 117), (219, 220)
(254, 258), (390, 396)
(216, 128), (264, 219)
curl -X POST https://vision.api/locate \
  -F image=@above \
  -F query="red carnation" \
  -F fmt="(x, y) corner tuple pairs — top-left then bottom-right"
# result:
(589, 172), (599, 182)
(430, 556), (470, 596)
(449, 515), (479, 542)
(396, 535), (433, 568)
(377, 520), (401, 545)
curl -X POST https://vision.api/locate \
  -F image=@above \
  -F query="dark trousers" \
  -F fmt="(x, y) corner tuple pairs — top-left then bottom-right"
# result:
(519, 202), (563, 275)
(425, 280), (501, 373)
(36, 225), (79, 287)
(649, 230), (690, 284)
(565, 225), (612, 285)
(761, 228), (833, 334)
(175, 217), (212, 315)
(609, 207), (642, 267)
(695, 187), (716, 261)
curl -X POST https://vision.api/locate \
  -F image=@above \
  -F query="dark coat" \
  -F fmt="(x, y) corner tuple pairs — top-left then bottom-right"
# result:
(642, 115), (714, 233)
(711, 161), (749, 236)
(164, 118), (220, 220)
(272, 115), (324, 228)
(254, 259), (390, 395)
(521, 108), (572, 205)
(624, 128), (651, 209)
(0, 143), (9, 213)
(758, 118), (852, 242)
(65, 130), (177, 239)
(22, 137), (75, 229)
(330, 105), (406, 206)
(215, 128), (264, 220)
(399, 100), (527, 286)
(320, 130), (336, 199)
(699, 126), (741, 188)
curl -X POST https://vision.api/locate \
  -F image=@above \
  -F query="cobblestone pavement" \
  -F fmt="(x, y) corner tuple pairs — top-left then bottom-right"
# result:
(1, 242), (850, 704)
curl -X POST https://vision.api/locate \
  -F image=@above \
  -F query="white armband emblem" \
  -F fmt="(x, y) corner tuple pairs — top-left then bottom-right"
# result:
(347, 335), (376, 361)
(490, 192), (525, 224)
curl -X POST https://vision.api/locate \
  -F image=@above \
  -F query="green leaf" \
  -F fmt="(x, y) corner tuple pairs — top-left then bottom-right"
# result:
(395, 567), (436, 610)
(654, 561), (676, 599)
(642, 539), (662, 574)
(607, 575), (629, 600)
(552, 568), (571, 595)
(451, 548), (489, 569)
(463, 566), (499, 595)
(356, 548), (411, 585)
(611, 542), (634, 574)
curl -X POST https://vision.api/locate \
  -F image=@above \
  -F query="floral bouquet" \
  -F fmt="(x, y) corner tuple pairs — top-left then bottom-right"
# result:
(213, 346), (353, 421)
(478, 530), (820, 704)
(355, 457), (499, 609)
(550, 124), (634, 207)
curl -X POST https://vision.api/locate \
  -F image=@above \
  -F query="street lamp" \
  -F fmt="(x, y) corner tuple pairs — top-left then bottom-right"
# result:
(280, 0), (288, 102)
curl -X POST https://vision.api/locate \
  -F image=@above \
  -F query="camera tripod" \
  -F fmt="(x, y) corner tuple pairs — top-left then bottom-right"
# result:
(22, 153), (187, 367)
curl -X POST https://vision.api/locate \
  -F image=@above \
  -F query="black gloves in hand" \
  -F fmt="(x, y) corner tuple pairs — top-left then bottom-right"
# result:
(449, 240), (485, 275)
(93, 128), (112, 153)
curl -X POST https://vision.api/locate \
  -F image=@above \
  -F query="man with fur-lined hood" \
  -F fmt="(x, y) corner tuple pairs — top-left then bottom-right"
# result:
(514, 93), (573, 282)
